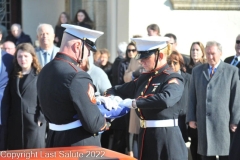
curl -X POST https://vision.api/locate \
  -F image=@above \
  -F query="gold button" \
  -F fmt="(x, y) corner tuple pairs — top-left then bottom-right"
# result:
(155, 71), (158, 74)
(145, 85), (148, 88)
(140, 116), (144, 119)
(141, 92), (143, 95)
(138, 108), (140, 112)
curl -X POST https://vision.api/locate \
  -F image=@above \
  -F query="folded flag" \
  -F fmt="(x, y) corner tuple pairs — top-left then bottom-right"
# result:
(97, 103), (130, 119)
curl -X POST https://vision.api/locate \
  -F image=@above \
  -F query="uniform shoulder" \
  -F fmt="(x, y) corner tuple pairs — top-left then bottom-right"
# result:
(75, 68), (92, 78)
(162, 68), (184, 82)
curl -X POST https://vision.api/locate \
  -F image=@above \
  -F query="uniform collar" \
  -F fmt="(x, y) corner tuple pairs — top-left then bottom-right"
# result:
(146, 64), (169, 76)
(55, 52), (79, 66)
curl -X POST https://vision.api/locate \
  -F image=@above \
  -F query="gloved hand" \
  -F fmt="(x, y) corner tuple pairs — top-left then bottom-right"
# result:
(119, 98), (134, 108)
(111, 95), (122, 103)
(96, 96), (122, 110)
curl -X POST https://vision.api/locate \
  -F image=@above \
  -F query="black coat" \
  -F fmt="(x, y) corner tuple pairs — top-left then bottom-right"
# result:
(0, 51), (13, 150)
(106, 65), (188, 160)
(224, 56), (240, 68)
(177, 71), (191, 142)
(117, 60), (130, 85)
(37, 53), (107, 147)
(229, 121), (240, 160)
(7, 68), (46, 150)
(100, 62), (113, 84)
(111, 57), (124, 86)
(54, 25), (65, 47)
(5, 32), (32, 46)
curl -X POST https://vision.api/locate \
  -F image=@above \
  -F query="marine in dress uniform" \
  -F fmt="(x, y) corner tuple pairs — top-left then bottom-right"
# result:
(105, 37), (188, 160)
(37, 24), (111, 147)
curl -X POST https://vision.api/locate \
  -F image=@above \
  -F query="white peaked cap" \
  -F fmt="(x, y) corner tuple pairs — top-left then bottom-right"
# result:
(131, 36), (169, 51)
(61, 24), (104, 43)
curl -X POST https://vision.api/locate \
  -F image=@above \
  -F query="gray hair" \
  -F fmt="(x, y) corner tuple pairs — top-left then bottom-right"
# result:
(117, 42), (128, 57)
(36, 23), (54, 35)
(11, 23), (21, 30)
(206, 41), (222, 53)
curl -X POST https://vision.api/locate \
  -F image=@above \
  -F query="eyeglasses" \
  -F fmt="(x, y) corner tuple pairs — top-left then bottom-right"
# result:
(127, 49), (136, 52)
(236, 40), (240, 44)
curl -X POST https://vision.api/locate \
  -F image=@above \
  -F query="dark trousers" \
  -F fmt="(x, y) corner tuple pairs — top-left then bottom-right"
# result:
(100, 129), (113, 149)
(189, 128), (202, 160)
(111, 129), (128, 154)
(0, 125), (7, 150)
(201, 155), (228, 160)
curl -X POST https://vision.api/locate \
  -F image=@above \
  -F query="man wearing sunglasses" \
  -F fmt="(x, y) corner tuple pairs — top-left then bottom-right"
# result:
(37, 24), (117, 147)
(224, 34), (240, 68)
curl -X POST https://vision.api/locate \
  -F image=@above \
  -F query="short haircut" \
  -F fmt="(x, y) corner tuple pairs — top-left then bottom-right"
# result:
(36, 23), (54, 35)
(11, 23), (21, 30)
(147, 24), (160, 36)
(164, 33), (177, 43)
(206, 41), (222, 53)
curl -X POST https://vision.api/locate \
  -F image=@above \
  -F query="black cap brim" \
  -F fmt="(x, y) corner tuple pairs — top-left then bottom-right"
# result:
(85, 38), (97, 52)
(134, 49), (158, 60)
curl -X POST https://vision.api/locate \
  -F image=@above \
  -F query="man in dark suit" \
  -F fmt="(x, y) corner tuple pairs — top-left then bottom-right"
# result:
(0, 29), (14, 150)
(224, 34), (240, 68)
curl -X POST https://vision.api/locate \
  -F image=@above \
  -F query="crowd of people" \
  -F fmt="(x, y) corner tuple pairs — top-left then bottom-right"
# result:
(0, 9), (240, 160)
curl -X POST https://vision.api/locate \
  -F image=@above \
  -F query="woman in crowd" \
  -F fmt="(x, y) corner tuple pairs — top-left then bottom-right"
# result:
(168, 51), (191, 143)
(7, 43), (46, 150)
(117, 42), (138, 85)
(73, 9), (93, 29)
(147, 24), (160, 36)
(186, 41), (207, 74)
(54, 12), (71, 47)
(98, 48), (113, 84)
(187, 41), (206, 160)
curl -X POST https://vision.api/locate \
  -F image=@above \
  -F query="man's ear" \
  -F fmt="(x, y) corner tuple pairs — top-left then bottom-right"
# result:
(159, 52), (164, 59)
(72, 41), (82, 53)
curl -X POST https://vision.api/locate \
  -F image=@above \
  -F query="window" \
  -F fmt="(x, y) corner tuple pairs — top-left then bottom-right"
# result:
(0, 0), (11, 29)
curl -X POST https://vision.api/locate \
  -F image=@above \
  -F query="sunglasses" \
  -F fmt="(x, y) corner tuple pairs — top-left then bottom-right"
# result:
(168, 60), (179, 66)
(236, 40), (240, 44)
(127, 49), (136, 52)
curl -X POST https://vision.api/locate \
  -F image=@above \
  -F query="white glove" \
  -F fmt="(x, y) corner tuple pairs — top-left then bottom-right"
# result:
(119, 98), (134, 108)
(96, 96), (120, 110)
(111, 95), (123, 103)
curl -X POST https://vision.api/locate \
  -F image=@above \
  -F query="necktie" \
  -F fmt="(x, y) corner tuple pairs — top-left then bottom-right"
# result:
(232, 57), (238, 66)
(44, 52), (48, 66)
(210, 68), (214, 78)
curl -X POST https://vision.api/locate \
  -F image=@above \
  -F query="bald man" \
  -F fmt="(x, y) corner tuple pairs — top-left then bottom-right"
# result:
(5, 23), (32, 45)
(2, 41), (16, 55)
